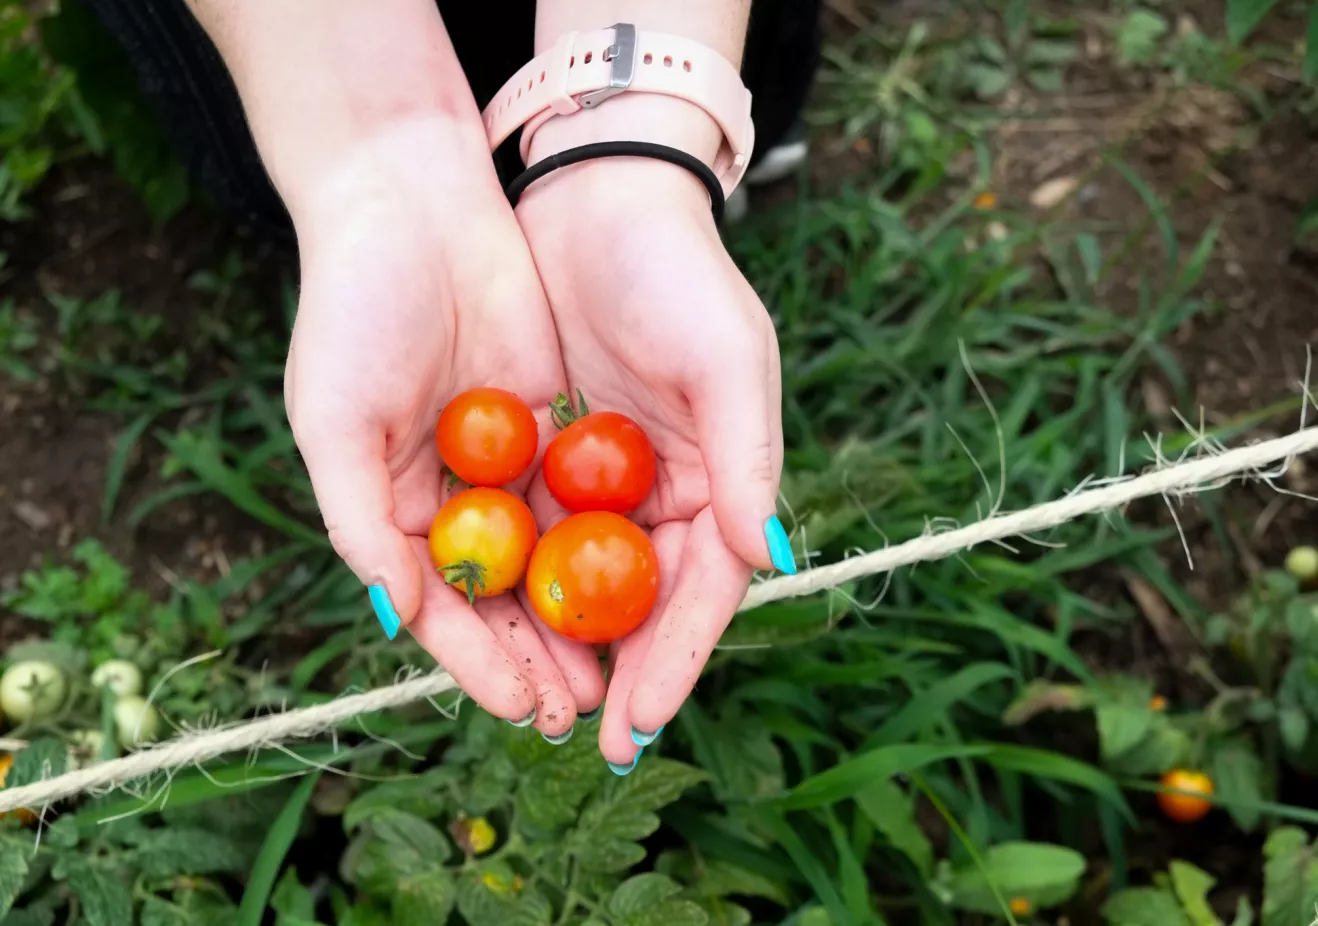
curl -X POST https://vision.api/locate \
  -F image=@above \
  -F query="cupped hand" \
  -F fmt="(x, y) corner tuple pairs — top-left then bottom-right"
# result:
(282, 118), (603, 738)
(516, 158), (795, 770)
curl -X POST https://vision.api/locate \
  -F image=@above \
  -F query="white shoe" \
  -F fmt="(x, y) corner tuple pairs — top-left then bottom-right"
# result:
(723, 121), (809, 224)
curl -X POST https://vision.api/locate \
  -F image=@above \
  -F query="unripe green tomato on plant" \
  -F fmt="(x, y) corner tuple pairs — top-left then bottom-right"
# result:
(0, 661), (68, 724)
(91, 660), (144, 698)
(68, 729), (107, 769)
(1285, 546), (1318, 583)
(113, 695), (161, 749)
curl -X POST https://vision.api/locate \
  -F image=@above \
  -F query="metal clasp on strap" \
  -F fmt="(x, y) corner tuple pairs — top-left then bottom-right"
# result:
(579, 23), (637, 109)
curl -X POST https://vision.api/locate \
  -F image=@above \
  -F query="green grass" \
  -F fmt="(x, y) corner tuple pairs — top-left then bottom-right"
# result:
(4, 0), (1318, 924)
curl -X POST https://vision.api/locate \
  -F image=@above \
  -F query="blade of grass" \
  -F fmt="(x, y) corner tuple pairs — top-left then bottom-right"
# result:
(237, 770), (321, 926)
(862, 662), (1014, 750)
(777, 744), (993, 810)
(102, 412), (153, 522)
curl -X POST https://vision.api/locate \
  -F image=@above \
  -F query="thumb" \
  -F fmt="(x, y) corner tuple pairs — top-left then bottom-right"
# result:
(689, 337), (795, 576)
(294, 414), (423, 640)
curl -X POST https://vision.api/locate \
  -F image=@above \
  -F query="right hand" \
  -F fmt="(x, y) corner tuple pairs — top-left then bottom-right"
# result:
(282, 117), (604, 738)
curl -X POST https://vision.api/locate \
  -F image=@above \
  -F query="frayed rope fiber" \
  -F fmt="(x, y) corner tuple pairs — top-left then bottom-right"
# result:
(3, 427), (1318, 815)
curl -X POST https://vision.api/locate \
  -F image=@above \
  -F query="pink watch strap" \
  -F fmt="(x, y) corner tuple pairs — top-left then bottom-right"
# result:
(482, 23), (755, 197)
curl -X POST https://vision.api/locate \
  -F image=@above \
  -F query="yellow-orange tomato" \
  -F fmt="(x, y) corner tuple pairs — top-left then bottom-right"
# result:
(526, 512), (659, 644)
(1157, 768), (1214, 823)
(428, 488), (537, 604)
(1149, 694), (1167, 712)
(1008, 896), (1032, 916)
(436, 387), (539, 488)
(0, 753), (38, 825)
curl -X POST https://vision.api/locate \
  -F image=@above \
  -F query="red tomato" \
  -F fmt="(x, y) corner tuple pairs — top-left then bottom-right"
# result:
(428, 488), (538, 603)
(525, 511), (660, 644)
(436, 387), (538, 487)
(543, 393), (656, 514)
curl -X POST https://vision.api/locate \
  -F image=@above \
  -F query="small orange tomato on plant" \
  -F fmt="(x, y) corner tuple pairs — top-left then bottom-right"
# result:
(428, 488), (538, 604)
(436, 387), (539, 487)
(526, 511), (660, 644)
(1149, 694), (1167, 712)
(1008, 896), (1032, 916)
(1157, 768), (1214, 823)
(543, 391), (656, 515)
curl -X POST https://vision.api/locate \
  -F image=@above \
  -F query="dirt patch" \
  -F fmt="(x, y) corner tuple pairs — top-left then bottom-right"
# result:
(0, 160), (292, 610)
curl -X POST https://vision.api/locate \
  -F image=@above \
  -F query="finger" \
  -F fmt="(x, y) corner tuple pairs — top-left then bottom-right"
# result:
(404, 537), (537, 723)
(626, 507), (751, 739)
(598, 520), (688, 771)
(478, 594), (579, 741)
(291, 407), (422, 640)
(689, 325), (792, 575)
(518, 596), (608, 714)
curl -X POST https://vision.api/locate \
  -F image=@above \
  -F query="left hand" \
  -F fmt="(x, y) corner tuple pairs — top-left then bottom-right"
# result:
(516, 156), (794, 771)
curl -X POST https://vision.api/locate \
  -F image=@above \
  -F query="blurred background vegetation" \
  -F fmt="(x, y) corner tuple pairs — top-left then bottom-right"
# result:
(3, 0), (1318, 923)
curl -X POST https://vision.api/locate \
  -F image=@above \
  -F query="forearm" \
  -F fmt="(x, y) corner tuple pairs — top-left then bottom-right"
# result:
(183, 1), (486, 217)
(529, 1), (752, 163)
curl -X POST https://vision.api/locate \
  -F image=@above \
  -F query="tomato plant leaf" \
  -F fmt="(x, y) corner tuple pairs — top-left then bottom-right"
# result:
(7, 738), (66, 791)
(1209, 739), (1265, 833)
(393, 868), (458, 924)
(59, 859), (132, 926)
(135, 828), (249, 878)
(570, 759), (707, 873)
(1261, 827), (1318, 926)
(1225, 0), (1283, 44)
(269, 868), (317, 922)
(945, 842), (1086, 915)
(515, 730), (609, 831)
(1168, 861), (1223, 926)
(609, 874), (684, 913)
(0, 835), (29, 918)
(1102, 886), (1192, 926)
(342, 769), (454, 832)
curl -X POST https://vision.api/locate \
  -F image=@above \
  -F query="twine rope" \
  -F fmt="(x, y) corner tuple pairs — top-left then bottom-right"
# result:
(3, 427), (1316, 815)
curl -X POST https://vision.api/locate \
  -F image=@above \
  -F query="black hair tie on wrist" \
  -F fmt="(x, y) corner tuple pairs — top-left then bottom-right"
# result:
(505, 140), (725, 225)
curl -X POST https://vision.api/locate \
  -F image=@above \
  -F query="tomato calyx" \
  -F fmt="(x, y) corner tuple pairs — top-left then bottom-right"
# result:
(549, 390), (592, 430)
(439, 559), (488, 606)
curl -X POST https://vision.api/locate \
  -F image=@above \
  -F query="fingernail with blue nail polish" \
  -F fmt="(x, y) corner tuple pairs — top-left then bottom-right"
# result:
(630, 725), (663, 747)
(508, 707), (537, 728)
(368, 585), (400, 640)
(542, 726), (574, 745)
(607, 751), (642, 776)
(764, 516), (798, 575)
(578, 706), (602, 723)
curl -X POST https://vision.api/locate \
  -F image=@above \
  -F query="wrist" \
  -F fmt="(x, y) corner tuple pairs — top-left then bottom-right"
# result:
(195, 1), (484, 210)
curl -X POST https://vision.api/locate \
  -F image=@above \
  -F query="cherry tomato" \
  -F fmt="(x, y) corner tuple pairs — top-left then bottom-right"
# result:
(428, 488), (538, 603)
(1008, 897), (1032, 916)
(543, 392), (656, 514)
(436, 387), (538, 487)
(0, 753), (38, 825)
(525, 511), (659, 644)
(1157, 768), (1214, 823)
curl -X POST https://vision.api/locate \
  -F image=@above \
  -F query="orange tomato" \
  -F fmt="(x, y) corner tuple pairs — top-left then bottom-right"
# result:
(436, 387), (538, 487)
(0, 753), (38, 825)
(1157, 768), (1214, 823)
(1008, 896), (1032, 916)
(428, 488), (537, 604)
(526, 512), (660, 644)
(1149, 695), (1167, 712)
